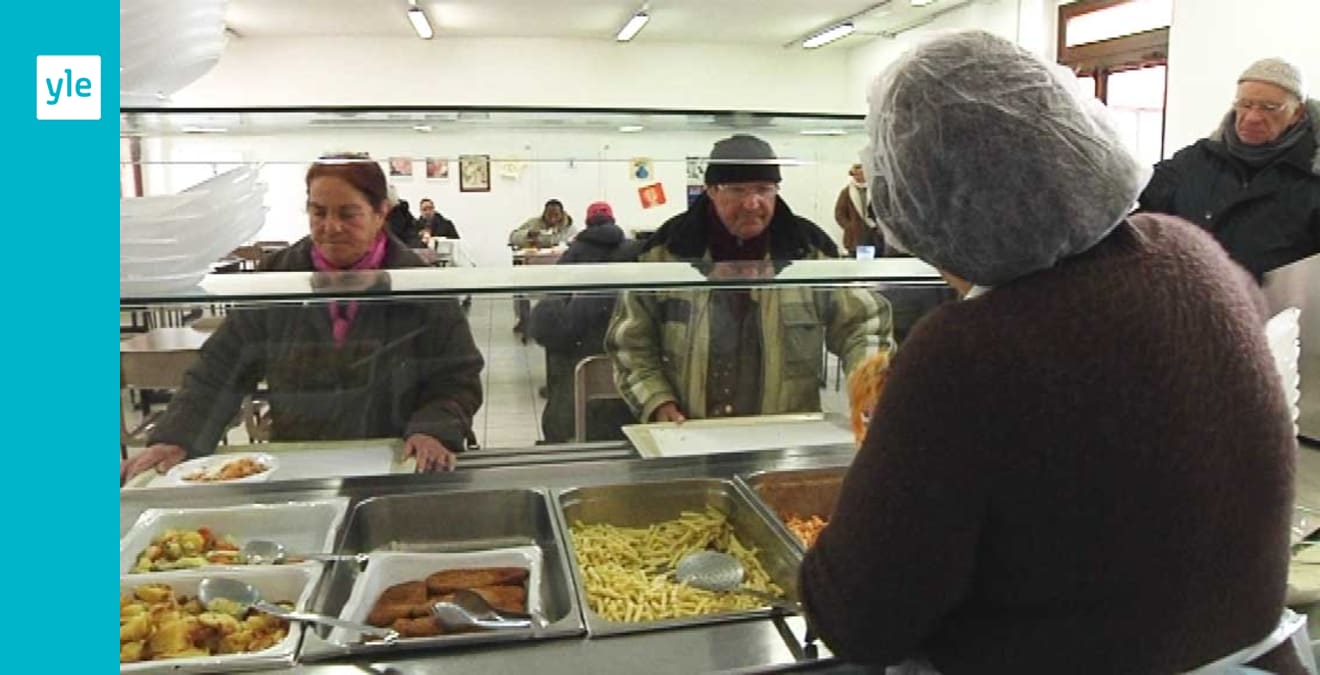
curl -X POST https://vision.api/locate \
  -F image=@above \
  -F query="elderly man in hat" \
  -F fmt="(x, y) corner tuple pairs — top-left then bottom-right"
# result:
(605, 134), (894, 424)
(1139, 57), (1320, 280)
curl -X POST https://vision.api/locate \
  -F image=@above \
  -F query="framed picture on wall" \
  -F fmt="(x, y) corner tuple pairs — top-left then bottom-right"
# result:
(425, 157), (450, 180)
(388, 156), (413, 177)
(459, 154), (490, 192)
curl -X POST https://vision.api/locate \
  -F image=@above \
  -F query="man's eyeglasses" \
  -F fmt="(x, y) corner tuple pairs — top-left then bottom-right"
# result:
(717, 184), (779, 201)
(1233, 99), (1291, 114)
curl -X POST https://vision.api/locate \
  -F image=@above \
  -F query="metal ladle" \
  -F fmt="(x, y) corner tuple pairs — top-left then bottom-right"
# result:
(431, 588), (535, 631)
(674, 550), (801, 613)
(198, 576), (399, 643)
(238, 539), (368, 567)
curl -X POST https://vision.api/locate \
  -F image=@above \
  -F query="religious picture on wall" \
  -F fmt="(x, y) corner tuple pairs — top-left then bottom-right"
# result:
(425, 158), (450, 180)
(459, 154), (491, 192)
(685, 156), (707, 184)
(388, 156), (414, 177)
(639, 182), (667, 209)
(630, 157), (655, 181)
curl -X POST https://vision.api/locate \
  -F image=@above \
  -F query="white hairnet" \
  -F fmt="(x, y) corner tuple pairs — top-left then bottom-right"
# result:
(862, 30), (1144, 286)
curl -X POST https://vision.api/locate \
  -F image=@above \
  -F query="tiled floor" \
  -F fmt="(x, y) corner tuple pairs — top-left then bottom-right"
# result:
(122, 296), (851, 452)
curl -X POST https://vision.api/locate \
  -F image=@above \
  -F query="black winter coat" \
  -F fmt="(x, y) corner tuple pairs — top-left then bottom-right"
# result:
(386, 201), (423, 248)
(148, 235), (484, 456)
(528, 222), (641, 443)
(1138, 102), (1320, 280)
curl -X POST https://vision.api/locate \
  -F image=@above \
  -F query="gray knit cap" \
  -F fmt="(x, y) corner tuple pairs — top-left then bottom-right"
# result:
(1239, 57), (1307, 100)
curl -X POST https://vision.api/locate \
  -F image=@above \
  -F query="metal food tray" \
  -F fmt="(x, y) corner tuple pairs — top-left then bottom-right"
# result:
(555, 478), (802, 637)
(736, 466), (848, 553)
(299, 487), (585, 661)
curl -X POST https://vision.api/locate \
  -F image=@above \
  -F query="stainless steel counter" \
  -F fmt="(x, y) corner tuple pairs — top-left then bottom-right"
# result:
(119, 444), (856, 673)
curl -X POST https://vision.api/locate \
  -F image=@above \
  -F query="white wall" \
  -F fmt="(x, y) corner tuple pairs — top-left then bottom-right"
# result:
(142, 128), (862, 267)
(173, 36), (855, 114)
(1164, 0), (1320, 156)
(845, 0), (1039, 110)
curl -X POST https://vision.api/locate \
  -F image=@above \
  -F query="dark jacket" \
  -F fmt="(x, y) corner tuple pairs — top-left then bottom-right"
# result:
(801, 214), (1299, 674)
(148, 235), (484, 455)
(1138, 100), (1320, 279)
(419, 212), (459, 240)
(528, 221), (641, 443)
(386, 201), (422, 248)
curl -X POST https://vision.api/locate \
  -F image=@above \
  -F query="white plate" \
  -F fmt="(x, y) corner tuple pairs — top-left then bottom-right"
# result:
(120, 498), (350, 576)
(162, 453), (279, 486)
(120, 565), (318, 673)
(329, 547), (543, 645)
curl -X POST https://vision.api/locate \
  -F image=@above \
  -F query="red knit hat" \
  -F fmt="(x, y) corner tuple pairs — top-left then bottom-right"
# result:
(586, 201), (614, 225)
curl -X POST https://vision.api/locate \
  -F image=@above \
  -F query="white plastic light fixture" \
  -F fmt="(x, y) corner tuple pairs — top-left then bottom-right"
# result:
(910, 0), (936, 7)
(619, 125), (645, 133)
(802, 22), (855, 49)
(408, 6), (434, 39)
(616, 12), (650, 42)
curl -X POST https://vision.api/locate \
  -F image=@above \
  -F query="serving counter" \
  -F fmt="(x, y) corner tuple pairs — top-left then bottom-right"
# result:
(119, 443), (854, 673)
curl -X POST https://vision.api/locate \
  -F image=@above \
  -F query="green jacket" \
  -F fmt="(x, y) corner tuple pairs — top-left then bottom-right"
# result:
(605, 194), (894, 422)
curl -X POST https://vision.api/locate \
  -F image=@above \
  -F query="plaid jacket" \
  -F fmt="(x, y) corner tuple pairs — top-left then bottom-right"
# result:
(605, 195), (894, 421)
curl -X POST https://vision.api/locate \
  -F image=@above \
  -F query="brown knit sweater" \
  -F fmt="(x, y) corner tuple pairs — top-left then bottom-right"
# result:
(799, 214), (1300, 674)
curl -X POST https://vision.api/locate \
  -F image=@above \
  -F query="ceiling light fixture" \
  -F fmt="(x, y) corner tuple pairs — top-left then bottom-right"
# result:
(616, 11), (650, 42)
(802, 22), (856, 49)
(407, 4), (434, 40)
(180, 126), (228, 134)
(412, 124), (433, 132)
(910, 0), (936, 6)
(618, 125), (645, 133)
(800, 129), (846, 136)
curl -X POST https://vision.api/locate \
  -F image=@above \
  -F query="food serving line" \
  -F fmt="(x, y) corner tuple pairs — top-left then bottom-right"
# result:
(120, 440), (855, 673)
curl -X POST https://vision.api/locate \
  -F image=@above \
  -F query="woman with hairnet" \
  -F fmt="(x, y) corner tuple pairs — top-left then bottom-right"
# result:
(799, 31), (1308, 674)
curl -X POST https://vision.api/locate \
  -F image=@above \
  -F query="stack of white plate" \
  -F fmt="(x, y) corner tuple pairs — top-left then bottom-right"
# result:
(121, 166), (267, 295)
(120, 0), (228, 104)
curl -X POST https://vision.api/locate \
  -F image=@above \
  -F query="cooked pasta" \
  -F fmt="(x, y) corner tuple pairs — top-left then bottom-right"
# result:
(569, 508), (784, 622)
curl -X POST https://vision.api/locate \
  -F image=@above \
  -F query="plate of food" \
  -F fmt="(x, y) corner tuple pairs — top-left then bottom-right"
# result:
(163, 453), (279, 486)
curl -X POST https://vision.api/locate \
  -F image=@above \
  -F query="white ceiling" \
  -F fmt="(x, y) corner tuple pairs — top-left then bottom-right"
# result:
(224, 0), (977, 47)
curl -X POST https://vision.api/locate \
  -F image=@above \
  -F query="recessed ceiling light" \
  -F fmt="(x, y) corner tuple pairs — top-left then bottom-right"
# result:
(181, 126), (228, 134)
(802, 22), (855, 49)
(911, 0), (937, 6)
(407, 6), (434, 39)
(619, 125), (645, 133)
(413, 124), (433, 132)
(616, 11), (650, 42)
(800, 129), (846, 136)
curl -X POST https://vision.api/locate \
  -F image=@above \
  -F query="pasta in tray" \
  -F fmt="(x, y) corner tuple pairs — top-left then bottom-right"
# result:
(569, 508), (784, 622)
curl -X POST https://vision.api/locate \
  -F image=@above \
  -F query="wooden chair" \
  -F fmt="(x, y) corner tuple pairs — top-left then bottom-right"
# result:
(573, 355), (622, 442)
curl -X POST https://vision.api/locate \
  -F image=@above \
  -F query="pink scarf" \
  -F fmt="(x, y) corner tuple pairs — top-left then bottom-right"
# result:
(311, 233), (389, 347)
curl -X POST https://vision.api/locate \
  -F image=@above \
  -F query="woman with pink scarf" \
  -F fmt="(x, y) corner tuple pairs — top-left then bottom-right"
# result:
(122, 154), (484, 481)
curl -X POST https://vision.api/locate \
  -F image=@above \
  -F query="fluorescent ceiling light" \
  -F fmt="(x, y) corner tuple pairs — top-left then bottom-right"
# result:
(802, 22), (855, 49)
(910, 0), (936, 6)
(412, 124), (433, 132)
(800, 129), (846, 136)
(616, 12), (650, 42)
(181, 126), (228, 134)
(619, 125), (645, 133)
(407, 7), (434, 39)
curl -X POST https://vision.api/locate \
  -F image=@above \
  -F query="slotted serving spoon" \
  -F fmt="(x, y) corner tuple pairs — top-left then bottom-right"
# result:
(198, 576), (398, 643)
(431, 588), (536, 631)
(674, 550), (801, 613)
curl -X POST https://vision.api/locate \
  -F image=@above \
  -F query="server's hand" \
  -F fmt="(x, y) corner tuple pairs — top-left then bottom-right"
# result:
(121, 443), (186, 485)
(651, 402), (687, 424)
(405, 433), (457, 472)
